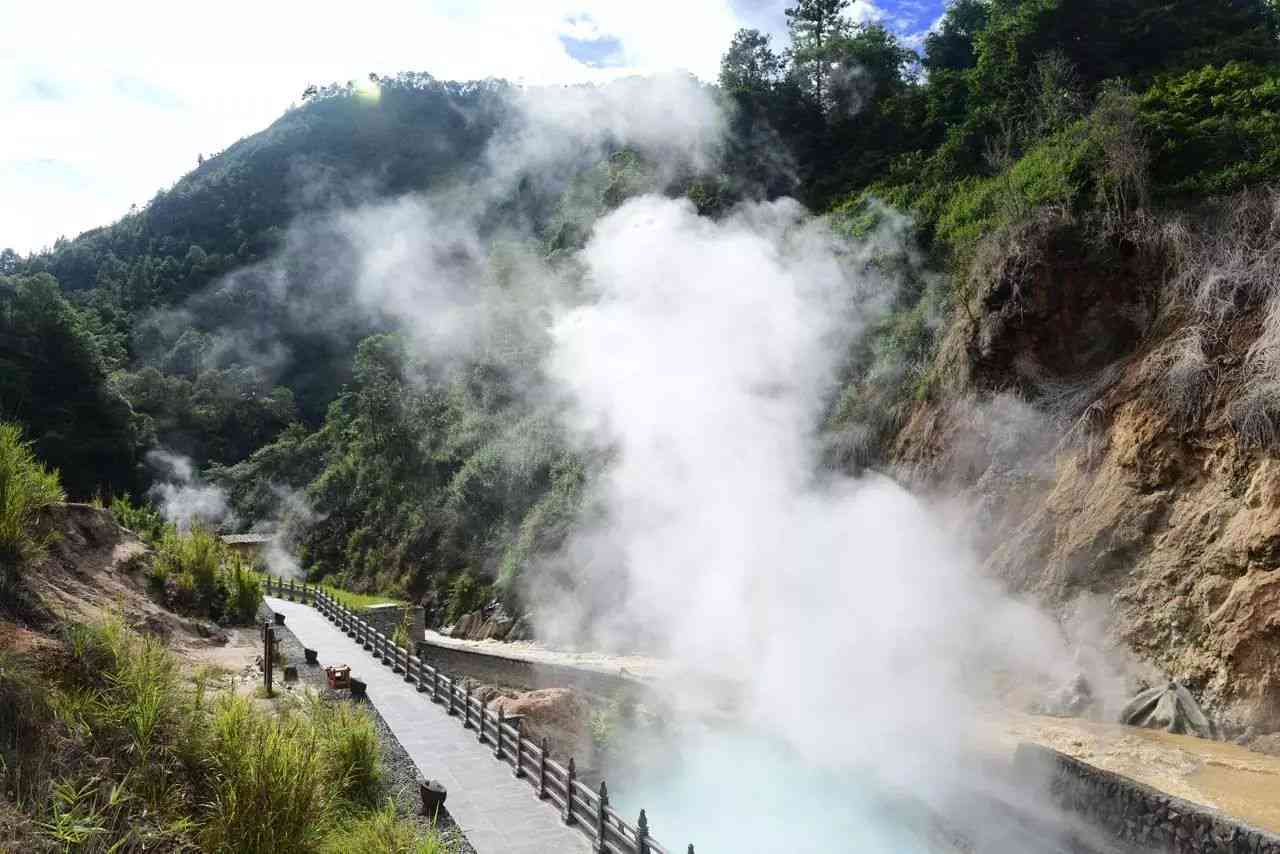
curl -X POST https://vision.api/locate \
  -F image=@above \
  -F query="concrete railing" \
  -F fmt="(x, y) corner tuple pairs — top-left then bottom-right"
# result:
(262, 576), (689, 854)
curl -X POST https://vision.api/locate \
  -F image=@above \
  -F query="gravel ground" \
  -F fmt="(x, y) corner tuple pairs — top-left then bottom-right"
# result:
(262, 605), (477, 854)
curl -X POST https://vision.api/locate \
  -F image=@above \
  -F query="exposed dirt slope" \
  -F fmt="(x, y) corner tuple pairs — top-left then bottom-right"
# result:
(893, 202), (1280, 737)
(12, 503), (237, 660)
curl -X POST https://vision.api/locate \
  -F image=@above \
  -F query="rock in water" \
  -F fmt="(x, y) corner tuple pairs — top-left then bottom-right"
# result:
(1120, 681), (1216, 739)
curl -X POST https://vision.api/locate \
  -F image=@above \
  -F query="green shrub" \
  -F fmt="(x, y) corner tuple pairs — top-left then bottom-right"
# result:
(309, 698), (383, 808)
(445, 571), (492, 624)
(320, 802), (444, 854)
(151, 528), (262, 624)
(201, 694), (331, 854)
(0, 421), (65, 586)
(1142, 62), (1280, 196)
(109, 493), (170, 544)
(223, 556), (263, 625)
(13, 618), (433, 853)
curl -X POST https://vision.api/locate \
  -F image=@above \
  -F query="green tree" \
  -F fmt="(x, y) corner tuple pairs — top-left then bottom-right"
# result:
(719, 29), (785, 93)
(0, 274), (141, 498)
(785, 0), (851, 112)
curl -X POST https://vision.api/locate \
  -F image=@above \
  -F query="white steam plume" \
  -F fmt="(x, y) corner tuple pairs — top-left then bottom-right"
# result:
(145, 448), (234, 532)
(538, 195), (1085, 850)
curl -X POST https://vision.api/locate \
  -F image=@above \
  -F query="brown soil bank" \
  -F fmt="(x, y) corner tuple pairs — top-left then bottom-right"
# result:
(892, 195), (1280, 737)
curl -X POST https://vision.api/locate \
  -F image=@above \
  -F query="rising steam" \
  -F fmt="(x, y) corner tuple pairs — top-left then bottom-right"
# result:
(156, 74), (1123, 851)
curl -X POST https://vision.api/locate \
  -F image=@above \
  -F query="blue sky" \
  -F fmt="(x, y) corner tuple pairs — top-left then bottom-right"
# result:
(3, 0), (948, 255)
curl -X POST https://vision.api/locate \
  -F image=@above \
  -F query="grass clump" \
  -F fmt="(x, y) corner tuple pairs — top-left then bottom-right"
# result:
(3, 618), (440, 854)
(0, 421), (65, 590)
(151, 528), (263, 625)
(108, 493), (169, 544)
(320, 802), (445, 854)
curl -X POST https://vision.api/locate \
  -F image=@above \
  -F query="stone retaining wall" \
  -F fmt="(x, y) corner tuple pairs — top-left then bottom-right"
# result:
(413, 637), (648, 702)
(1014, 743), (1280, 853)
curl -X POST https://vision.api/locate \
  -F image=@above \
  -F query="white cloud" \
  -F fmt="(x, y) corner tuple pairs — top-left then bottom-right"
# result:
(0, 0), (747, 255)
(849, 0), (887, 24)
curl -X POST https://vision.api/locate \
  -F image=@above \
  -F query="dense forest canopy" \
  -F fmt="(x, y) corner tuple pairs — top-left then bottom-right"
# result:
(4, 0), (1279, 608)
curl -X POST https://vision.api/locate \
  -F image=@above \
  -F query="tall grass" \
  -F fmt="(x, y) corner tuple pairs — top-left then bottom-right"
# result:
(320, 802), (445, 854)
(0, 421), (65, 588)
(224, 556), (263, 625)
(10, 618), (441, 853)
(153, 529), (264, 624)
(201, 694), (332, 854)
(308, 697), (383, 807)
(109, 493), (170, 544)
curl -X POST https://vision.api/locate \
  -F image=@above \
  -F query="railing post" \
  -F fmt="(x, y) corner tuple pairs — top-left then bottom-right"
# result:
(537, 737), (548, 798)
(637, 809), (650, 854)
(563, 757), (576, 825)
(432, 668), (442, 702)
(495, 707), (505, 759)
(513, 719), (524, 778)
(477, 702), (486, 744)
(447, 677), (458, 716)
(402, 647), (413, 682)
(262, 622), (275, 695)
(288, 579), (296, 600)
(463, 684), (473, 729)
(595, 781), (608, 853)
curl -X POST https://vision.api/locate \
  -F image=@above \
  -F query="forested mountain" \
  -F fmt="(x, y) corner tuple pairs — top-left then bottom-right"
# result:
(5, 0), (1280, 647)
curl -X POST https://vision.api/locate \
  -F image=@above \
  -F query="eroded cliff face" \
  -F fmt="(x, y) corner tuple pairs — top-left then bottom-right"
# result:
(891, 196), (1280, 736)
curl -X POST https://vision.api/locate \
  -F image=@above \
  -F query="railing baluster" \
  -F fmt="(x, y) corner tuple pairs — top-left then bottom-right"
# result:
(595, 781), (608, 852)
(637, 809), (649, 854)
(495, 707), (504, 759)
(563, 757), (576, 825)
(463, 684), (473, 729)
(477, 702), (486, 744)
(513, 719), (524, 778)
(538, 737), (548, 799)
(447, 676), (458, 716)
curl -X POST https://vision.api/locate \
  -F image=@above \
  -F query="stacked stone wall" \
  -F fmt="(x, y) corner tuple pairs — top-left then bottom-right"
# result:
(1014, 743), (1280, 853)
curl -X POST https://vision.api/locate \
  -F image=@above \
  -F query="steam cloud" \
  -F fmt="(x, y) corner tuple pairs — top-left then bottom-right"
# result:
(537, 193), (1095, 850)
(159, 74), (1133, 851)
(146, 448), (234, 532)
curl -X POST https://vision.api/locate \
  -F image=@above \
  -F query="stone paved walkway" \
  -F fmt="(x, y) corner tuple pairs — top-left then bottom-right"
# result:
(265, 597), (591, 854)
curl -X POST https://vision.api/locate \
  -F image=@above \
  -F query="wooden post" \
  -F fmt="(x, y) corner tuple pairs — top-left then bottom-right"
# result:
(477, 702), (486, 744)
(462, 684), (473, 729)
(537, 737), (548, 798)
(495, 707), (505, 759)
(563, 757), (576, 825)
(595, 781), (608, 853)
(512, 719), (524, 778)
(432, 668), (442, 702)
(637, 809), (650, 854)
(262, 623), (275, 695)
(447, 677), (458, 716)
(288, 578), (296, 600)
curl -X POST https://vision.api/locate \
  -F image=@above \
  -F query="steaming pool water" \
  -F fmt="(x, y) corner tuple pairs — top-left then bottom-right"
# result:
(606, 726), (1106, 854)
(610, 729), (955, 853)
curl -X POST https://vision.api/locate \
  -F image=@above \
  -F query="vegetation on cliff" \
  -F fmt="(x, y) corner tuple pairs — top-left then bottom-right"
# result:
(2, 2), (1279, 662)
